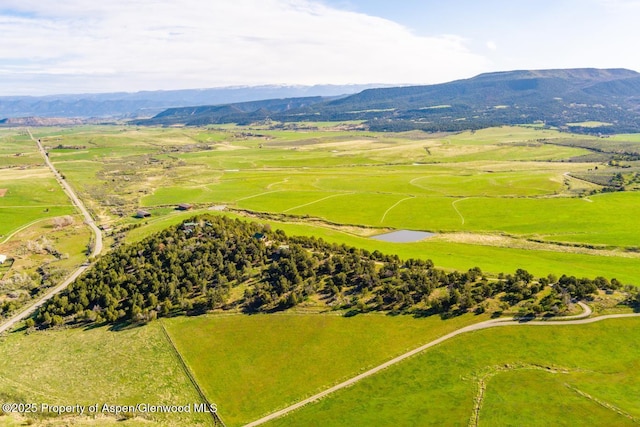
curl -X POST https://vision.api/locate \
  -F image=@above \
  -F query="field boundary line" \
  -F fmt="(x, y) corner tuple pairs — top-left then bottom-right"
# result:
(408, 176), (449, 195)
(565, 383), (640, 423)
(235, 190), (284, 202)
(266, 177), (289, 189)
(282, 193), (353, 213)
(380, 196), (414, 223)
(160, 322), (226, 427)
(1, 217), (50, 244)
(242, 305), (640, 427)
(470, 364), (572, 427)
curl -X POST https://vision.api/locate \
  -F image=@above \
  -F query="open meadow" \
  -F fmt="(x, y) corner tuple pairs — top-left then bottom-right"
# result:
(162, 313), (485, 426)
(266, 317), (640, 427)
(0, 322), (212, 426)
(25, 124), (638, 287)
(1, 313), (638, 426)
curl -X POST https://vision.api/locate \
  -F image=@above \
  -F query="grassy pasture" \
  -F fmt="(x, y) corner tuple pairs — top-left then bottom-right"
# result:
(0, 167), (75, 237)
(163, 313), (486, 427)
(35, 124), (640, 284)
(267, 317), (640, 427)
(0, 169), (70, 207)
(480, 369), (633, 426)
(0, 130), (42, 167)
(0, 323), (212, 426)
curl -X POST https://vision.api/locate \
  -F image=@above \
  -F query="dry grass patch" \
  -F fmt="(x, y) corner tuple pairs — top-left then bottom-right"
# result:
(435, 232), (640, 258)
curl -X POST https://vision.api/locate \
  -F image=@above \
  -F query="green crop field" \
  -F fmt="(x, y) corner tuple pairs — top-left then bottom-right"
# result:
(267, 317), (640, 427)
(162, 313), (484, 426)
(29, 123), (632, 298)
(3, 314), (636, 426)
(0, 167), (75, 237)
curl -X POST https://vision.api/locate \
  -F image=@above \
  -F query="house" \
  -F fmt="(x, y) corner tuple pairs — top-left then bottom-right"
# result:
(0, 254), (6, 264)
(177, 203), (192, 211)
(253, 232), (266, 241)
(135, 210), (151, 218)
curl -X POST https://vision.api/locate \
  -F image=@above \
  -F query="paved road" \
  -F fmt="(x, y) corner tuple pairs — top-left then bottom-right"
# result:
(243, 302), (640, 427)
(0, 130), (103, 334)
(29, 129), (103, 257)
(0, 266), (89, 334)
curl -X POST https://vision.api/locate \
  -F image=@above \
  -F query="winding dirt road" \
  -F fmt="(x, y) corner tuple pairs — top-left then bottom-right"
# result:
(0, 130), (103, 334)
(243, 303), (640, 427)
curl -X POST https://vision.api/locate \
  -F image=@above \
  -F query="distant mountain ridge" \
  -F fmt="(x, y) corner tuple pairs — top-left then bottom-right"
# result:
(0, 84), (384, 119)
(137, 68), (640, 133)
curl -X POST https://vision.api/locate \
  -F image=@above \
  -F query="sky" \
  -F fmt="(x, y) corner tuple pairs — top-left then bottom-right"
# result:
(1, 0), (639, 95)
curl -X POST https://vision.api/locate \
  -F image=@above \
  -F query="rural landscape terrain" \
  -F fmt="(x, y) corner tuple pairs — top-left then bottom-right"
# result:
(0, 68), (639, 426)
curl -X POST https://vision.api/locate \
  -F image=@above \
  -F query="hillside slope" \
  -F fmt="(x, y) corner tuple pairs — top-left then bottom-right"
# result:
(0, 84), (379, 120)
(140, 68), (640, 133)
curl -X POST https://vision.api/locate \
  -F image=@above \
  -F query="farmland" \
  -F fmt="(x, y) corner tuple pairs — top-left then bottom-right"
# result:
(24, 124), (639, 285)
(265, 317), (640, 427)
(1, 122), (640, 426)
(163, 313), (483, 426)
(0, 322), (211, 426)
(1, 313), (639, 426)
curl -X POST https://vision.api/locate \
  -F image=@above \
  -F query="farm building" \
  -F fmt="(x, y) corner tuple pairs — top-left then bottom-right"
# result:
(177, 203), (193, 210)
(135, 210), (151, 218)
(0, 254), (6, 264)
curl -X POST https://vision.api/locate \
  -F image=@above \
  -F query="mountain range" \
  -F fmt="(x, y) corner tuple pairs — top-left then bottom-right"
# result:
(137, 68), (640, 133)
(3, 68), (640, 134)
(0, 84), (382, 120)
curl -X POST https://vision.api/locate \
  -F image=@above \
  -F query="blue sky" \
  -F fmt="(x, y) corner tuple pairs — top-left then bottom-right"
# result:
(1, 0), (639, 95)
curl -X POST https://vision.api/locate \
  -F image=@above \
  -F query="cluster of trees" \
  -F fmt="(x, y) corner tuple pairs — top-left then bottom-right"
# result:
(34, 215), (623, 328)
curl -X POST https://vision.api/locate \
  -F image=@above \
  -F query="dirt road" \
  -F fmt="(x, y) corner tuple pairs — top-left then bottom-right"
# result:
(0, 130), (103, 334)
(243, 303), (640, 427)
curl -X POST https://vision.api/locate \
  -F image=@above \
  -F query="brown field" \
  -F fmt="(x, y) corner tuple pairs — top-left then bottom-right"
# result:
(0, 189), (7, 197)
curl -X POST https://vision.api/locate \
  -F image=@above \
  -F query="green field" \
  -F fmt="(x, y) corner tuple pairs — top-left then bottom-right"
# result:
(5, 313), (636, 426)
(267, 317), (640, 427)
(0, 323), (212, 426)
(3, 123), (639, 426)
(31, 123), (635, 285)
(0, 167), (75, 237)
(163, 313), (484, 426)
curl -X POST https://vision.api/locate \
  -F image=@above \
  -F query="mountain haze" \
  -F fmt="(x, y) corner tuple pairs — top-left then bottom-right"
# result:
(139, 68), (640, 133)
(0, 84), (382, 119)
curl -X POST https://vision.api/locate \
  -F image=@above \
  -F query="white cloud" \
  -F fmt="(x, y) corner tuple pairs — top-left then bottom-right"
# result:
(486, 41), (497, 51)
(0, 0), (490, 95)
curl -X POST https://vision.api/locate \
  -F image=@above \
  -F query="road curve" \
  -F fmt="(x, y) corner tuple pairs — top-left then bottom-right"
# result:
(242, 303), (639, 427)
(0, 266), (89, 334)
(0, 130), (103, 334)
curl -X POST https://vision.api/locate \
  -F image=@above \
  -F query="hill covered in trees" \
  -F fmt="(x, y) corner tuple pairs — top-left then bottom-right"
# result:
(137, 68), (640, 134)
(32, 216), (627, 328)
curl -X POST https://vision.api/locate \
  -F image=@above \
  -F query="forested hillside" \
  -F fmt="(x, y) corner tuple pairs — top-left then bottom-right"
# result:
(33, 216), (625, 328)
